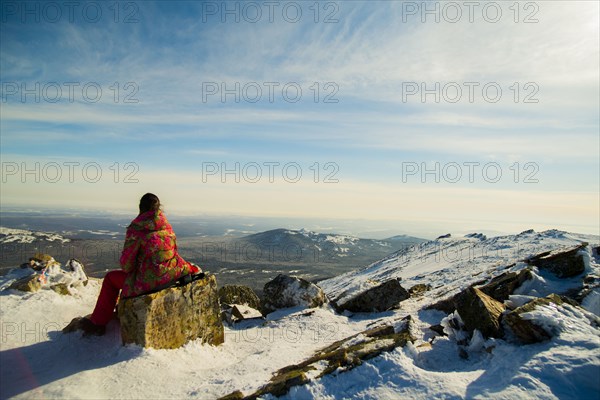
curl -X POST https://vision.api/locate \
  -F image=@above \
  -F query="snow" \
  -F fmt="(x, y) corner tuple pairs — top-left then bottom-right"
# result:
(0, 227), (70, 244)
(281, 302), (600, 400)
(582, 289), (600, 316)
(0, 258), (88, 292)
(0, 288), (374, 399)
(320, 230), (598, 306)
(1, 229), (599, 399)
(81, 230), (121, 236)
(506, 294), (538, 309)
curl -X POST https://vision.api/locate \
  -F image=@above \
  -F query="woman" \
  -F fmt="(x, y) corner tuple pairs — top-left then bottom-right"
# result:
(64, 193), (201, 336)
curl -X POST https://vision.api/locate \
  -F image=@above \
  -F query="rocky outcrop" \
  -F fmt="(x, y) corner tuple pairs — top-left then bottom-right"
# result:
(409, 283), (432, 297)
(525, 243), (588, 278)
(118, 273), (224, 349)
(6, 257), (88, 294)
(478, 268), (532, 302)
(219, 285), (261, 310)
(337, 278), (410, 313)
(428, 268), (533, 314)
(504, 294), (578, 344)
(262, 275), (326, 314)
(8, 274), (41, 292)
(221, 317), (415, 399)
(454, 287), (505, 338)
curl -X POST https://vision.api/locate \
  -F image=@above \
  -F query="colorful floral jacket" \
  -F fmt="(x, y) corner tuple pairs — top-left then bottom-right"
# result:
(120, 210), (199, 297)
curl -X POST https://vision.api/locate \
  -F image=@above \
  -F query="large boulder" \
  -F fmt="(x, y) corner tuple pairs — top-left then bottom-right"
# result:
(504, 294), (579, 344)
(478, 268), (532, 302)
(454, 286), (506, 338)
(337, 278), (410, 313)
(262, 274), (326, 314)
(118, 273), (224, 349)
(219, 284), (261, 310)
(525, 243), (588, 278)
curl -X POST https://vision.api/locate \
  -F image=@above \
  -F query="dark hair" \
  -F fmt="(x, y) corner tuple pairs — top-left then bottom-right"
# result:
(139, 193), (161, 214)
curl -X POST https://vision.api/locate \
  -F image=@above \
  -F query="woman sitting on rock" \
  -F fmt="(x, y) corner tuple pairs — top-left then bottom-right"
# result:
(64, 193), (201, 336)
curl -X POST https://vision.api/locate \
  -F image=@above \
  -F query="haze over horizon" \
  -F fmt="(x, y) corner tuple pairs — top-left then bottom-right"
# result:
(1, 1), (598, 238)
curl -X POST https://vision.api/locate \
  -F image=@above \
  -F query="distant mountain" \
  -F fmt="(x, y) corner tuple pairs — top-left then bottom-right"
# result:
(239, 228), (427, 262)
(384, 234), (427, 242)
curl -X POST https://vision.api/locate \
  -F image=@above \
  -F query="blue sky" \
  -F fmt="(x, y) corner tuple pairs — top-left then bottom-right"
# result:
(1, 1), (599, 237)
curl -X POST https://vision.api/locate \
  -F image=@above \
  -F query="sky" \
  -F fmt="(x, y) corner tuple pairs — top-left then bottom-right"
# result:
(0, 0), (599, 238)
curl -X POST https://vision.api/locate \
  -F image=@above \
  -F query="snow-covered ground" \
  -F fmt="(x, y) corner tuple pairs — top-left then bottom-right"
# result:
(0, 227), (70, 244)
(0, 229), (598, 399)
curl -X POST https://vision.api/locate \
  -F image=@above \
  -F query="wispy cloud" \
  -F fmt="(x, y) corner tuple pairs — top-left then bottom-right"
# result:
(1, 0), (598, 234)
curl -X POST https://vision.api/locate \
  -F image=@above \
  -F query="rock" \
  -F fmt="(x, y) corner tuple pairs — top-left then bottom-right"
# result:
(262, 274), (326, 314)
(454, 287), (505, 338)
(27, 253), (58, 271)
(408, 283), (432, 297)
(223, 304), (264, 325)
(219, 285), (261, 310)
(234, 317), (415, 399)
(338, 279), (410, 313)
(504, 294), (579, 344)
(33, 253), (54, 263)
(437, 233), (451, 239)
(50, 283), (70, 295)
(231, 304), (262, 320)
(9, 274), (41, 292)
(478, 269), (532, 302)
(426, 293), (459, 314)
(218, 391), (245, 400)
(504, 294), (577, 344)
(465, 233), (487, 240)
(429, 324), (446, 337)
(117, 273), (224, 349)
(525, 243), (588, 278)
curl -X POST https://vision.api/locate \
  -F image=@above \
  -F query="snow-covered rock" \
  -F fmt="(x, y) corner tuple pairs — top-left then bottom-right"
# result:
(477, 268), (533, 302)
(262, 274), (326, 314)
(581, 288), (600, 316)
(2, 257), (88, 295)
(335, 278), (410, 313)
(504, 294), (584, 344)
(525, 242), (588, 278)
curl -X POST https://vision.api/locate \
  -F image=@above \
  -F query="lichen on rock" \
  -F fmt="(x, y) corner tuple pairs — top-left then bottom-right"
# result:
(118, 273), (224, 349)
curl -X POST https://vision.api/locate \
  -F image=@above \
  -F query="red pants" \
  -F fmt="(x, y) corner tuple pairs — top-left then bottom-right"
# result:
(90, 270), (126, 326)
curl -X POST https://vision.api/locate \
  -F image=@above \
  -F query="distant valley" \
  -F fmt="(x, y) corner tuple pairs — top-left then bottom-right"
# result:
(0, 215), (426, 294)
